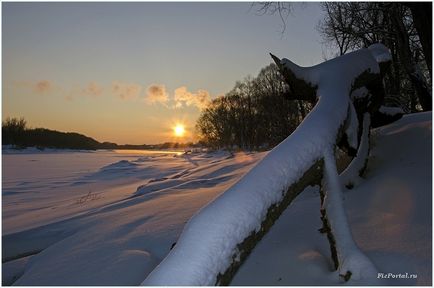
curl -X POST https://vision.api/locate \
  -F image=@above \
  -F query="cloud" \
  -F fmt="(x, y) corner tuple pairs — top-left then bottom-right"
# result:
(146, 84), (169, 104)
(112, 81), (142, 100)
(59, 82), (103, 101)
(82, 82), (103, 97)
(33, 80), (53, 94)
(174, 86), (211, 110)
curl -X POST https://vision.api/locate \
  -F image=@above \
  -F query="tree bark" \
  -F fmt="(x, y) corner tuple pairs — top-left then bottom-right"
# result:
(270, 53), (318, 103)
(390, 4), (432, 111)
(216, 160), (324, 285)
(404, 2), (432, 79)
(319, 184), (339, 270)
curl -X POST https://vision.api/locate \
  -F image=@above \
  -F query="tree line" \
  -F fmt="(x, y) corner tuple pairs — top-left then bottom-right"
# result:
(2, 117), (102, 150)
(2, 117), (196, 151)
(196, 2), (431, 150)
(195, 64), (314, 150)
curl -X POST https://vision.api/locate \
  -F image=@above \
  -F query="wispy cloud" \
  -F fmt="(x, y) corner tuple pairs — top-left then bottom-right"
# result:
(173, 86), (211, 110)
(112, 81), (142, 100)
(13, 80), (55, 94)
(12, 79), (213, 110)
(145, 84), (169, 104)
(64, 95), (74, 102)
(82, 82), (103, 97)
(33, 80), (53, 94)
(62, 82), (103, 101)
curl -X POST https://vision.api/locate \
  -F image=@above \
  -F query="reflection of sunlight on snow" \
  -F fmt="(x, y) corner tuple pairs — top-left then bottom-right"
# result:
(354, 178), (413, 252)
(298, 250), (323, 261)
(234, 152), (257, 164)
(114, 149), (182, 156)
(369, 178), (413, 235)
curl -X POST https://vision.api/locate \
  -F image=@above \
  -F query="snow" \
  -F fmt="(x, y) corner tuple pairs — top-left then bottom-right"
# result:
(322, 149), (378, 281)
(231, 112), (431, 285)
(351, 87), (369, 100)
(3, 150), (263, 285)
(345, 102), (359, 150)
(2, 256), (31, 285)
(3, 149), (183, 234)
(368, 43), (392, 63)
(340, 113), (371, 187)
(2, 112), (431, 285)
(379, 105), (405, 116)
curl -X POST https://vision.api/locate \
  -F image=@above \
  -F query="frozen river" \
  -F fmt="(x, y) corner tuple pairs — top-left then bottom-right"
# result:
(2, 148), (264, 285)
(2, 149), (185, 234)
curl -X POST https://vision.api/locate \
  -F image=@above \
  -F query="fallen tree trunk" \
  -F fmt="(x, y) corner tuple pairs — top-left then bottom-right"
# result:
(142, 44), (392, 286)
(216, 159), (323, 285)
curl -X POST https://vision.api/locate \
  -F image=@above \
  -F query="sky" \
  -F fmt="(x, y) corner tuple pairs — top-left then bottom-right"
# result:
(3, 2), (326, 145)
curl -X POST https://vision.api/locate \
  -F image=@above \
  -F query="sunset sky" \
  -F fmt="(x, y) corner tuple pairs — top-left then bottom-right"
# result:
(3, 2), (325, 144)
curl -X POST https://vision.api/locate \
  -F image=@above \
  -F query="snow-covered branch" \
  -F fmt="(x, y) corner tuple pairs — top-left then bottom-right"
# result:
(340, 113), (371, 187)
(270, 53), (317, 102)
(322, 149), (378, 281)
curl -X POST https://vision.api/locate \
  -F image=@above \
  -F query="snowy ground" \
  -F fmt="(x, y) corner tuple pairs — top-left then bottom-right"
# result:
(233, 112), (432, 285)
(2, 149), (264, 285)
(2, 112), (432, 285)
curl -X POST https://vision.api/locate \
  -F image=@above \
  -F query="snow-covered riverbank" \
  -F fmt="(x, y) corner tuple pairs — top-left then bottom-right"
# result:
(2, 112), (431, 285)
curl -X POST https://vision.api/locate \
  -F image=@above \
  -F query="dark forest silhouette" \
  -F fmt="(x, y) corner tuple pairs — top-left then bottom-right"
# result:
(2, 117), (195, 150)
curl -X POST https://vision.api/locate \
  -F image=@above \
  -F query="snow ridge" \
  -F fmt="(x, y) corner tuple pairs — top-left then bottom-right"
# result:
(378, 105), (404, 116)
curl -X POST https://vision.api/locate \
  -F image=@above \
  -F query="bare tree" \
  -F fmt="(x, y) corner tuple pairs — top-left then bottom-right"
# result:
(404, 2), (432, 78)
(195, 64), (312, 150)
(318, 2), (431, 111)
(252, 2), (292, 33)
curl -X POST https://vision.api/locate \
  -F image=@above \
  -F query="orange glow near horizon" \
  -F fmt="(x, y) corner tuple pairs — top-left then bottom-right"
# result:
(173, 124), (186, 137)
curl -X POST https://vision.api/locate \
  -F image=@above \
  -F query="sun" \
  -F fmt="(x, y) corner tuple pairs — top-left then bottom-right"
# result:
(173, 124), (185, 137)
